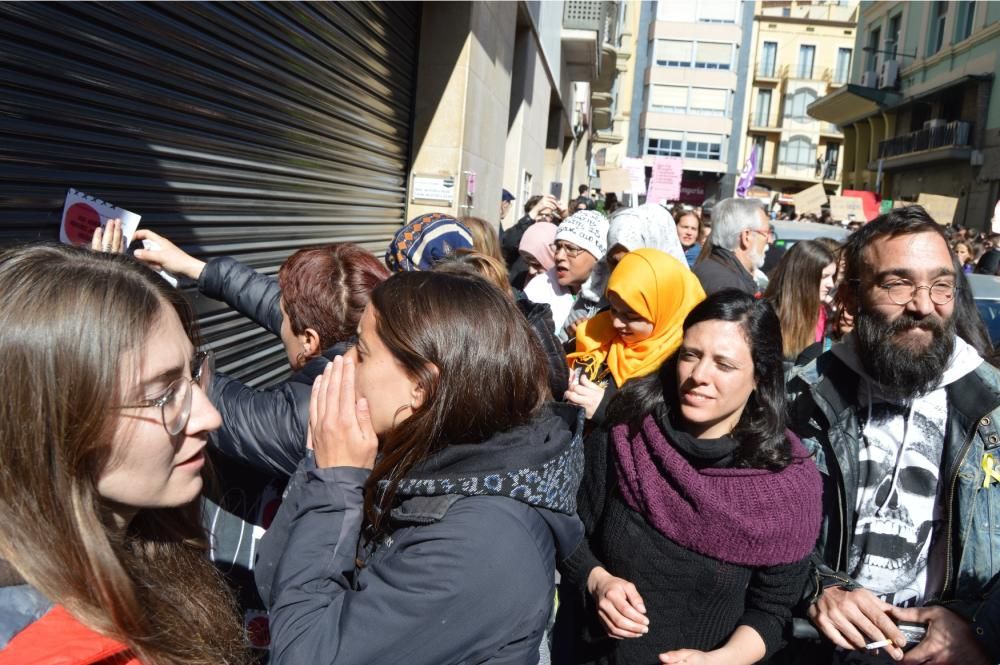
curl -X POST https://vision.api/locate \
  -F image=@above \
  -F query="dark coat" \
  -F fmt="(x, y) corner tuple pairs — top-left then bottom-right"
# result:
(199, 256), (346, 477)
(196, 256), (347, 652)
(255, 403), (586, 665)
(692, 246), (759, 297)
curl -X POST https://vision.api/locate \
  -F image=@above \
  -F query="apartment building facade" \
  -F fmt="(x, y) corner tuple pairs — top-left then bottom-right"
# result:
(737, 1), (859, 206)
(809, 1), (1000, 228)
(628, 0), (754, 204)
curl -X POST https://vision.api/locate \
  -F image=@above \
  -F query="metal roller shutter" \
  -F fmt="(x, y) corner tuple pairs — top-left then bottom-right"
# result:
(0, 1), (420, 386)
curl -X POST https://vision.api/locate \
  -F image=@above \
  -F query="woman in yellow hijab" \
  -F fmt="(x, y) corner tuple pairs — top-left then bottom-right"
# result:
(565, 248), (705, 422)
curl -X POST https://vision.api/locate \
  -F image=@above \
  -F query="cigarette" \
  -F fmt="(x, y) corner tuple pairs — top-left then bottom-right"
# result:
(865, 639), (891, 650)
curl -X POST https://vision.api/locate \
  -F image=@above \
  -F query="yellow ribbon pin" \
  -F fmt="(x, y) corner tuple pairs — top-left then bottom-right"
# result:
(983, 453), (1000, 488)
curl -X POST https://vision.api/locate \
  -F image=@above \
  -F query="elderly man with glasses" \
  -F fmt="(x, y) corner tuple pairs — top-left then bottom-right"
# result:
(692, 197), (770, 297)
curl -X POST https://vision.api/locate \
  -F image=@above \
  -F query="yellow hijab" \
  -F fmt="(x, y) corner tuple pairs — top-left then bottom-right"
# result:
(569, 248), (706, 387)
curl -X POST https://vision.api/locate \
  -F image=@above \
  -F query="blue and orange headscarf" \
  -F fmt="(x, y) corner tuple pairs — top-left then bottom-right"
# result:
(569, 248), (705, 386)
(385, 213), (474, 272)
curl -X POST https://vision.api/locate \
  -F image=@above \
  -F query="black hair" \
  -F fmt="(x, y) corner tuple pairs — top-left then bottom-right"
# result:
(607, 290), (790, 470)
(841, 205), (948, 284)
(975, 249), (1000, 276)
(954, 253), (995, 359)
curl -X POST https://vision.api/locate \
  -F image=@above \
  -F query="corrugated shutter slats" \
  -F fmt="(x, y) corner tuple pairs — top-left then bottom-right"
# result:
(0, 1), (419, 386)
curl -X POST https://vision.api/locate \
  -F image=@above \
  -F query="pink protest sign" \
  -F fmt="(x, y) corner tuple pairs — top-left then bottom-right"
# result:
(645, 157), (683, 205)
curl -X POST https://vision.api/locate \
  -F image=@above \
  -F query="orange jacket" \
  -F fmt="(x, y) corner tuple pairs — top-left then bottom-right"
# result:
(0, 605), (140, 665)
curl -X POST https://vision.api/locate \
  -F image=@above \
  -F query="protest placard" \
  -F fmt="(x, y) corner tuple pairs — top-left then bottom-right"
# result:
(829, 195), (866, 222)
(599, 168), (631, 196)
(623, 157), (647, 196)
(916, 193), (959, 225)
(792, 183), (828, 216)
(644, 156), (683, 204)
(59, 188), (141, 248)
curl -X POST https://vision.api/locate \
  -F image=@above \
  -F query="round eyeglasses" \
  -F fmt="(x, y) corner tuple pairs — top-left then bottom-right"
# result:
(878, 280), (958, 306)
(548, 242), (586, 258)
(119, 350), (214, 436)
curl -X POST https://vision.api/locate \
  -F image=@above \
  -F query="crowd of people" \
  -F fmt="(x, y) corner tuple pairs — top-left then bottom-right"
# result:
(0, 187), (998, 665)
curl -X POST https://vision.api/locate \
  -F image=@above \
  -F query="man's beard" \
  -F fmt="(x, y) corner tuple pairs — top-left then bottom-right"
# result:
(749, 246), (766, 271)
(854, 306), (955, 401)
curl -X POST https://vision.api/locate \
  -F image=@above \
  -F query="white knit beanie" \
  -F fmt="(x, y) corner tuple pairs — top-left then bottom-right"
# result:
(555, 210), (609, 259)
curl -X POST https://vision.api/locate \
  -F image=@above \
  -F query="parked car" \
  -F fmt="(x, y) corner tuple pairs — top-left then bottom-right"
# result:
(770, 220), (849, 247)
(970, 273), (1000, 346)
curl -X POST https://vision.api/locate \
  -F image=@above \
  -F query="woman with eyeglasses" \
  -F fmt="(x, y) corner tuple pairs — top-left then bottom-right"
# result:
(254, 270), (584, 664)
(131, 230), (388, 649)
(555, 291), (821, 665)
(0, 244), (248, 665)
(565, 249), (705, 425)
(523, 210), (610, 343)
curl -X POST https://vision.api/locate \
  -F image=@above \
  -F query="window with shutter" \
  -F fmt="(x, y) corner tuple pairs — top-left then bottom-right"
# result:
(694, 42), (732, 69)
(650, 85), (688, 113)
(656, 40), (694, 67)
(689, 88), (727, 116)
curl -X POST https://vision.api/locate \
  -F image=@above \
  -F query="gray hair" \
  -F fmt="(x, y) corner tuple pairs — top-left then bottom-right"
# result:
(710, 198), (767, 250)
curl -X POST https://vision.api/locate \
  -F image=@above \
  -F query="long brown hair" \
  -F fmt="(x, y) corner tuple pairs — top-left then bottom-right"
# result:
(459, 216), (505, 263)
(432, 249), (514, 298)
(0, 244), (246, 665)
(362, 271), (548, 544)
(764, 239), (836, 359)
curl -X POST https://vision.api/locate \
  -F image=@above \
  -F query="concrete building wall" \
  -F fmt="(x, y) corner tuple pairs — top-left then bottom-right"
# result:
(832, 0), (1000, 228)
(631, 0), (753, 203)
(407, 1), (621, 231)
(739, 0), (859, 203)
(407, 2), (517, 223)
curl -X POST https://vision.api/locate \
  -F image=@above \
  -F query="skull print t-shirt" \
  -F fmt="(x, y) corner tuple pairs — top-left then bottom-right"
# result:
(847, 389), (947, 608)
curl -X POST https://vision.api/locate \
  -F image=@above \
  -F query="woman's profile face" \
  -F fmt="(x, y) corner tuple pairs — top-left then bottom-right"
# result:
(519, 250), (545, 277)
(608, 290), (654, 345)
(675, 319), (756, 439)
(819, 262), (837, 305)
(99, 306), (221, 513)
(347, 305), (424, 436)
(676, 214), (699, 247)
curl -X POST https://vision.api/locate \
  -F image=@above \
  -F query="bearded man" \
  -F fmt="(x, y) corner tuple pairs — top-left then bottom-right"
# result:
(783, 206), (1000, 665)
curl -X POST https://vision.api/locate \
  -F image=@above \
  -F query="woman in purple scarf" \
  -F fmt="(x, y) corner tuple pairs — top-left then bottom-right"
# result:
(556, 291), (822, 665)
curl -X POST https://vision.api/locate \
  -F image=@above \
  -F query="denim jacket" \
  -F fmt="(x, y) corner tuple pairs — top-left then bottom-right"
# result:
(786, 350), (1000, 661)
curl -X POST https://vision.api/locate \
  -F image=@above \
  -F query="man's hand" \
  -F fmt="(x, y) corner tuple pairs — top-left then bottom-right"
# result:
(808, 585), (905, 660)
(891, 605), (991, 665)
(529, 194), (559, 222)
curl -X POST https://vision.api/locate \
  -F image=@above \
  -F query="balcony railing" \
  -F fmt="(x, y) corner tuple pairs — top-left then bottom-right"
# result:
(877, 121), (972, 159)
(755, 63), (788, 79)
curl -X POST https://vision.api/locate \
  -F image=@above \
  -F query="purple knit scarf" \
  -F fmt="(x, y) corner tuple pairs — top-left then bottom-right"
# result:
(612, 415), (822, 567)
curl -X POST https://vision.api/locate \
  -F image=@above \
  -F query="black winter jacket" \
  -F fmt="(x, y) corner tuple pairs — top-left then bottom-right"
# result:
(196, 256), (346, 653)
(255, 403), (586, 665)
(199, 256), (345, 477)
(692, 246), (759, 297)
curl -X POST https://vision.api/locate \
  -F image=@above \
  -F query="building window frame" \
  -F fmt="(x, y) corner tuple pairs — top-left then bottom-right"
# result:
(955, 0), (976, 42)
(779, 135), (816, 167)
(797, 45), (816, 79)
(834, 48), (852, 84)
(645, 132), (724, 162)
(655, 39), (733, 70)
(928, 1), (949, 56)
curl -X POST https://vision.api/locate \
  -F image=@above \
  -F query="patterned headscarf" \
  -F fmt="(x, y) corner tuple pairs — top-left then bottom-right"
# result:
(607, 204), (688, 267)
(385, 213), (474, 272)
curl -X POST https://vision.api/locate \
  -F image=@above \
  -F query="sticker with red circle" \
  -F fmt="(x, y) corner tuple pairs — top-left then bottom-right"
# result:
(245, 611), (271, 649)
(58, 188), (141, 248)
